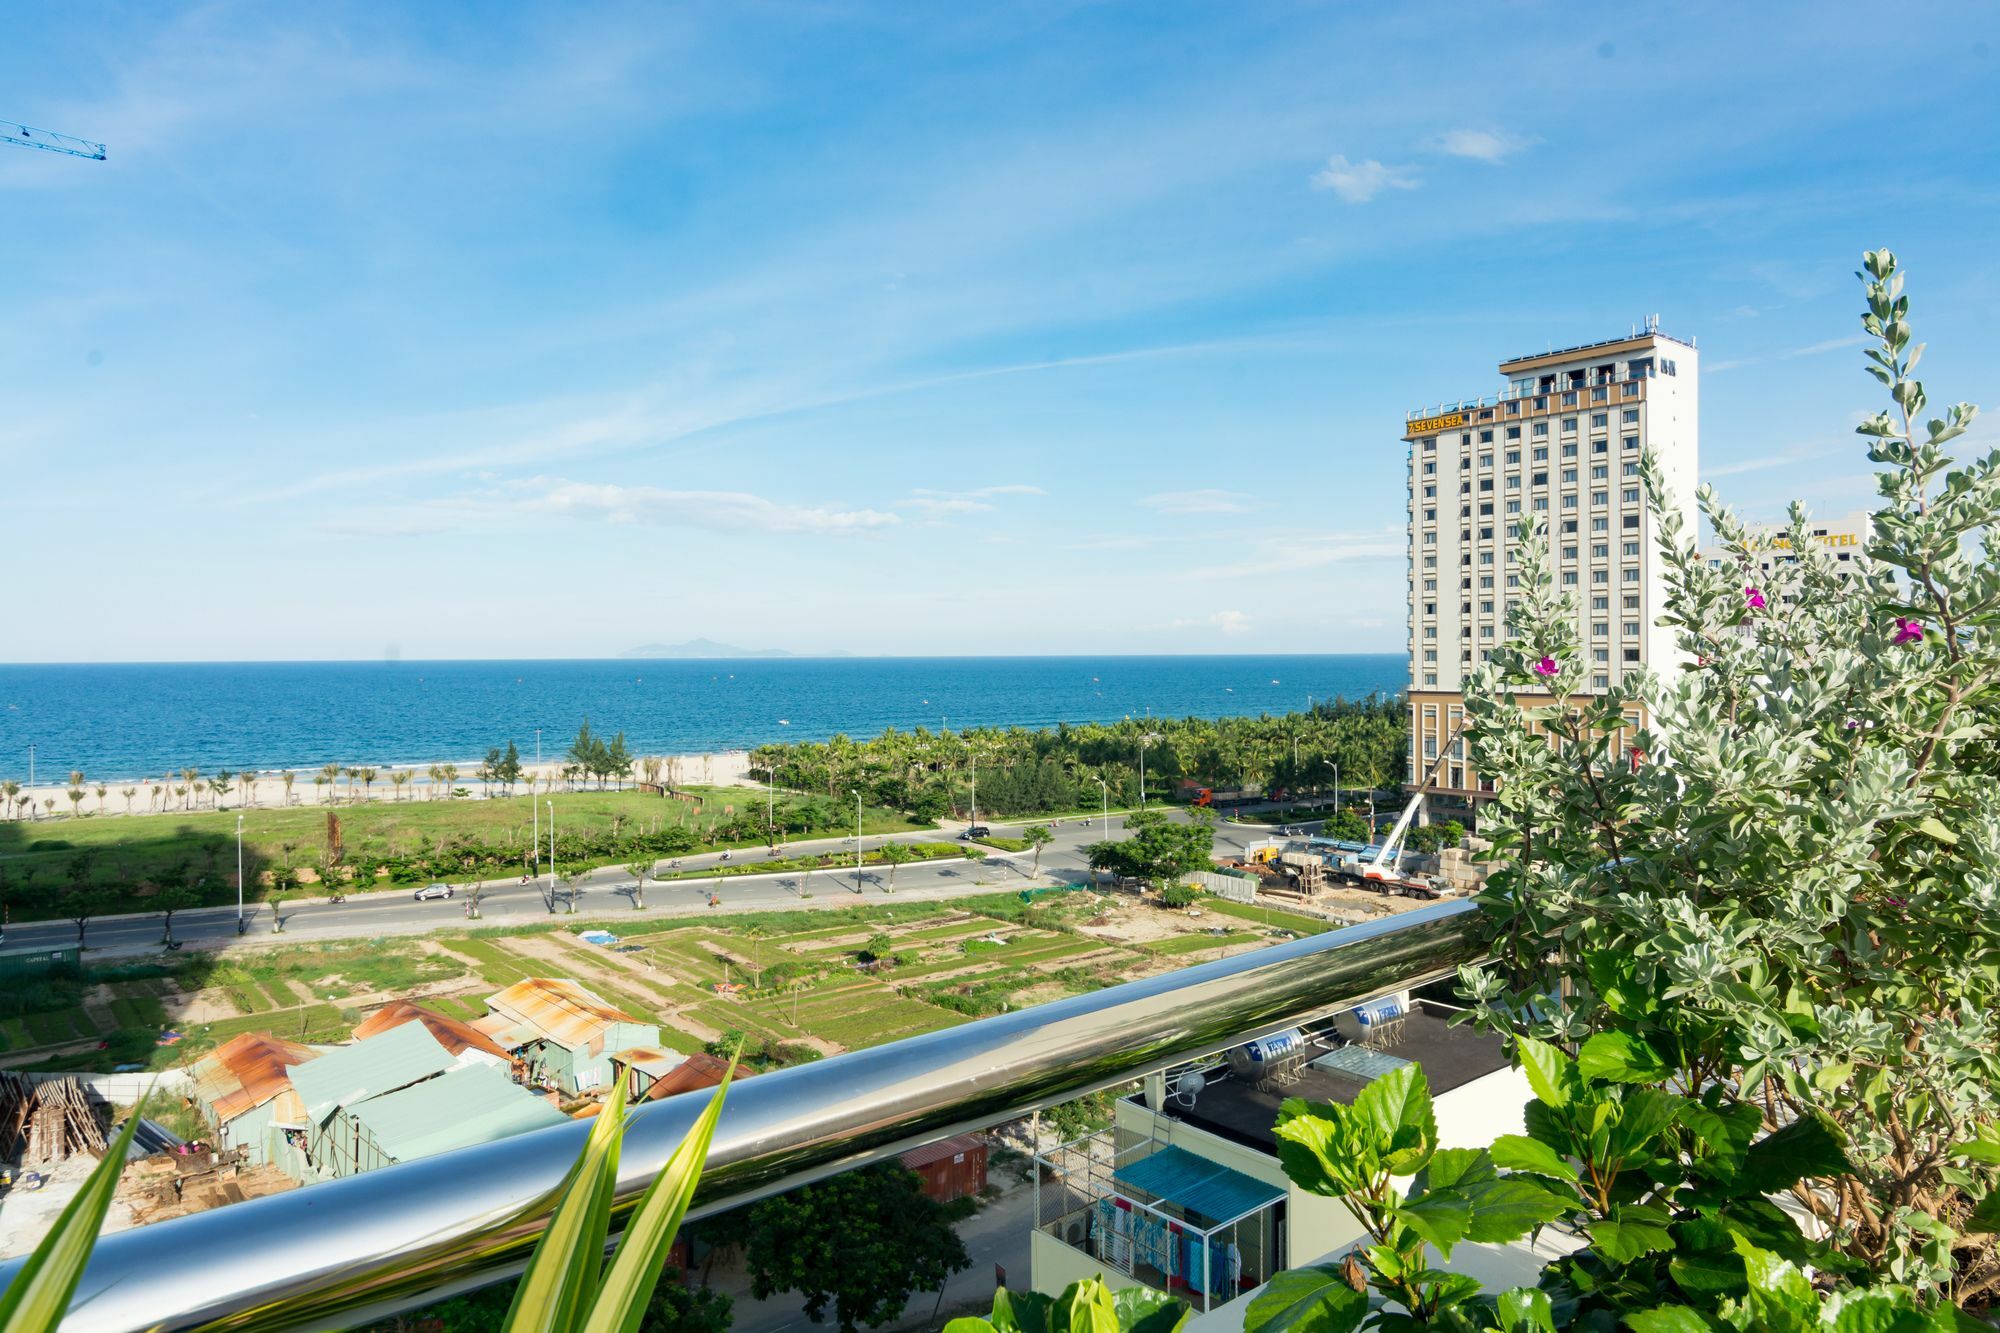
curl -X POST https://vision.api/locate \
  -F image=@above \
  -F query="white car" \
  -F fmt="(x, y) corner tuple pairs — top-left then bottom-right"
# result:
(414, 883), (455, 901)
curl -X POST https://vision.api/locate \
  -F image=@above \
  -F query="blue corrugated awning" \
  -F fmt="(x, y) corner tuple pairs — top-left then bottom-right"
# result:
(1113, 1146), (1284, 1225)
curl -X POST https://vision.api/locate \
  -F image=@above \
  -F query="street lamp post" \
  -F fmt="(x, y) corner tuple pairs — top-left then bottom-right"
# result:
(235, 814), (245, 932)
(1333, 764), (1341, 820)
(27, 744), (34, 787)
(854, 792), (864, 894)
(547, 800), (556, 910)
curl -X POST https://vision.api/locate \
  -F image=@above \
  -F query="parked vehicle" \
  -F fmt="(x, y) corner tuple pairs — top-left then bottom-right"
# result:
(961, 825), (992, 839)
(414, 883), (455, 901)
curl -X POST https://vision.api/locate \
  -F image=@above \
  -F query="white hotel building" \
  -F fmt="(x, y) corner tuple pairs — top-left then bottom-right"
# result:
(1403, 328), (1699, 811)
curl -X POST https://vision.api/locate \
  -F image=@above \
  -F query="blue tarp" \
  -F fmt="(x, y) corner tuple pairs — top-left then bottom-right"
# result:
(1114, 1145), (1284, 1225)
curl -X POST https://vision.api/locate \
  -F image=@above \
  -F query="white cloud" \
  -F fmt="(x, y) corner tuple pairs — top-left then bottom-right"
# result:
(903, 497), (992, 516)
(1309, 154), (1419, 203)
(524, 480), (898, 535)
(1141, 488), (1252, 515)
(1172, 610), (1252, 635)
(1433, 128), (1535, 163)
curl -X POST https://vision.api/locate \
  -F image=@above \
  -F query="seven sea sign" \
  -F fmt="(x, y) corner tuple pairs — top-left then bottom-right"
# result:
(1407, 411), (1466, 435)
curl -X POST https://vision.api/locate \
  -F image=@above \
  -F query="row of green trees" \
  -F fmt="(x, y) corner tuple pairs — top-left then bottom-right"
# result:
(748, 697), (1407, 821)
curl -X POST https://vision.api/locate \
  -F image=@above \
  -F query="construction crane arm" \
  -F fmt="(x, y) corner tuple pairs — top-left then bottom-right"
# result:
(1364, 718), (1469, 879)
(2, 120), (106, 160)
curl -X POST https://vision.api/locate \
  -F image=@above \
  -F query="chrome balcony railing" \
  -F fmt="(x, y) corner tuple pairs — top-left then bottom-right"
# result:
(2, 900), (1487, 1332)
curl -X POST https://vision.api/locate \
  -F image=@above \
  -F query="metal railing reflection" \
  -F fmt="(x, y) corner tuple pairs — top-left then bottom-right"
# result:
(2, 900), (1485, 1332)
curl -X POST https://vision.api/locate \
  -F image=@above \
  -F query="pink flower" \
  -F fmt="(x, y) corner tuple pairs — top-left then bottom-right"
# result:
(1744, 586), (1766, 610)
(1892, 617), (1926, 645)
(1532, 656), (1559, 678)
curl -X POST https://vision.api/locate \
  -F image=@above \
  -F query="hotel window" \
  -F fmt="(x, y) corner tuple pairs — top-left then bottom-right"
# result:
(1592, 386), (1608, 402)
(1562, 442), (1577, 458)
(1423, 437), (1436, 450)
(1623, 408), (1639, 423)
(1480, 599), (1494, 613)
(1623, 541), (1640, 557)
(1480, 626), (1494, 638)
(1505, 477), (1518, 489)
(1423, 532), (1436, 544)
(1623, 461), (1640, 476)
(1593, 570), (1609, 584)
(1423, 484), (1436, 497)
(1591, 413), (1608, 428)
(1423, 601), (1435, 614)
(1480, 551), (1494, 564)
(1507, 574), (1520, 588)
(1533, 422), (1549, 437)
(1592, 516), (1609, 531)
(1563, 545), (1578, 560)
(1562, 391), (1578, 405)
(1479, 576), (1493, 589)
(1562, 468), (1577, 483)
(1423, 461), (1436, 474)
(1479, 502), (1493, 515)
(1532, 471), (1548, 486)
(1623, 515), (1640, 531)
(1423, 650), (1437, 662)
(1594, 439), (1609, 454)
(1593, 674), (1610, 689)
(1594, 622), (1609, 636)
(1624, 435), (1640, 450)
(1592, 596), (1609, 611)
(1500, 451), (1514, 465)
(1423, 578), (1436, 591)
(1562, 495), (1578, 508)
(1594, 648), (1610, 663)
(1461, 601), (1471, 614)
(1423, 556), (1437, 568)
(1460, 529), (1471, 543)
(1533, 446), (1548, 461)
(1624, 648), (1641, 663)
(1424, 626), (1436, 638)
(1425, 738), (1437, 757)
(1460, 505), (1471, 518)
(1507, 425), (1521, 439)
(1479, 429), (1494, 443)
(1623, 595), (1639, 610)
(1482, 478), (1495, 491)
(1506, 500), (1521, 513)
(1481, 453), (1494, 468)
(1533, 497), (1548, 511)
(1624, 568), (1640, 582)
(1592, 543), (1608, 558)
(1423, 508), (1435, 521)
(1562, 572), (1578, 586)
(1623, 487), (1641, 503)
(1592, 464), (1608, 480)
(1424, 673), (1437, 685)
(1592, 491), (1608, 506)
(1561, 417), (1577, 433)
(1479, 526), (1493, 539)
(1624, 622), (1640, 636)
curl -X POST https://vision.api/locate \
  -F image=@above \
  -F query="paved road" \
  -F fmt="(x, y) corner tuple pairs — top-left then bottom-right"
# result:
(3, 813), (1275, 959)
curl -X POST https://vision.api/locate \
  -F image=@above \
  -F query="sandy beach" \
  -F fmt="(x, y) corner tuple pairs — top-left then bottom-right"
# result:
(0, 751), (756, 820)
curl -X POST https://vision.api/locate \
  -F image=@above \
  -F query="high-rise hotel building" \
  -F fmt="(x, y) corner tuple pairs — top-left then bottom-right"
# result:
(1403, 327), (1699, 811)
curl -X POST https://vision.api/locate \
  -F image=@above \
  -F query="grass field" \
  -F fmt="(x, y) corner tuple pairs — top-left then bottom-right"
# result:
(3, 887), (1315, 1077)
(0, 785), (929, 920)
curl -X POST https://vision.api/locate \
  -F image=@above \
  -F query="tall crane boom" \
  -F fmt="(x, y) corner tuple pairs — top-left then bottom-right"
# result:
(2, 119), (106, 160)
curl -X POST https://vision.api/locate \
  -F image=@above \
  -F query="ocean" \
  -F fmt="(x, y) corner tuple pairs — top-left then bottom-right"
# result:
(0, 655), (1406, 782)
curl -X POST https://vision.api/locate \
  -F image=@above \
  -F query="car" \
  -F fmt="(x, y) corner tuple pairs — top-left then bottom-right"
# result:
(961, 825), (992, 839)
(414, 883), (454, 901)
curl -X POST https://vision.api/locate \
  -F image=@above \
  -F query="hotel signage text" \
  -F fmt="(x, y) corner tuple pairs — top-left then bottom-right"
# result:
(1407, 412), (1466, 435)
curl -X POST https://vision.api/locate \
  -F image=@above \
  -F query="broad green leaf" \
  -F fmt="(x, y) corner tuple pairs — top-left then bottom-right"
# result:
(1625, 1307), (1718, 1333)
(505, 1079), (632, 1333)
(1516, 1037), (1573, 1109)
(0, 1091), (150, 1333)
(1952, 1124), (2000, 1166)
(1275, 1103), (1366, 1197)
(1396, 1191), (1472, 1257)
(1678, 1100), (1759, 1173)
(1669, 1249), (1747, 1298)
(1577, 1031), (1669, 1084)
(1734, 1239), (1818, 1327)
(1740, 1113), (1853, 1194)
(1488, 1133), (1578, 1183)
(1112, 1284), (1192, 1333)
(1419, 1146), (1496, 1192)
(1062, 1276), (1122, 1333)
(1461, 1178), (1571, 1243)
(943, 1321), (1001, 1333)
(1590, 1204), (1675, 1264)
(1965, 1191), (2000, 1236)
(1243, 1264), (1367, 1333)
(1609, 1091), (1683, 1164)
(1495, 1287), (1557, 1333)
(582, 1054), (737, 1333)
(1351, 1062), (1436, 1176)
(993, 1287), (1055, 1333)
(1824, 1287), (1945, 1333)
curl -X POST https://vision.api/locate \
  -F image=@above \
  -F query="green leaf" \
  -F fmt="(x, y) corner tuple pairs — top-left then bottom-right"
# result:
(1669, 1249), (1747, 1299)
(1825, 1288), (1946, 1333)
(1397, 1192), (1473, 1256)
(1625, 1307), (1718, 1333)
(1740, 1114), (1853, 1194)
(1275, 1101), (1366, 1198)
(1577, 1031), (1669, 1084)
(1421, 1146), (1497, 1192)
(1061, 1276), (1122, 1333)
(1461, 1179), (1571, 1243)
(0, 1090), (150, 1333)
(1112, 1285), (1192, 1333)
(1591, 1205), (1675, 1264)
(1952, 1124), (2000, 1166)
(1916, 815), (1958, 845)
(581, 1053), (737, 1333)
(505, 1079), (632, 1333)
(943, 1321), (1002, 1333)
(1495, 1287), (1557, 1333)
(992, 1287), (1055, 1333)
(1489, 1133), (1578, 1183)
(1517, 1037), (1574, 1109)
(1243, 1264), (1367, 1333)
(1965, 1191), (2000, 1236)
(1351, 1062), (1437, 1176)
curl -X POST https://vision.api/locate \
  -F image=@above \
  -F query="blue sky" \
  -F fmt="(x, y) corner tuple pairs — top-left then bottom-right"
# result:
(3, 2), (1996, 662)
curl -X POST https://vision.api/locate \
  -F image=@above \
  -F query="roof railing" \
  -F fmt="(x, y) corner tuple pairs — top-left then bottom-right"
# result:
(3, 900), (1487, 1332)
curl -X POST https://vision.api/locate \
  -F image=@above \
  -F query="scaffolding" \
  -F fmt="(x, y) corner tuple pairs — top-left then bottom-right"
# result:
(1034, 1127), (1284, 1314)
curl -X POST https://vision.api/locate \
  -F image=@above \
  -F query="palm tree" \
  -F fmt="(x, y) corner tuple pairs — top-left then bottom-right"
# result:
(121, 787), (136, 814)
(66, 781), (85, 819)
(439, 763), (458, 798)
(1024, 824), (1054, 879)
(281, 770), (297, 807)
(318, 763), (341, 804)
(93, 784), (107, 814)
(876, 839), (913, 893)
(389, 770), (409, 802)
(2, 779), (19, 819)
(624, 859), (653, 910)
(357, 766), (378, 801)
(209, 774), (232, 809)
(426, 763), (444, 799)
(181, 767), (201, 810)
(238, 771), (256, 807)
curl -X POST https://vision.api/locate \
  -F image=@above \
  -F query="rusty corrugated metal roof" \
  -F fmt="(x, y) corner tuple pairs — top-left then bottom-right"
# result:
(899, 1133), (986, 1170)
(188, 1032), (321, 1126)
(354, 1002), (515, 1063)
(640, 1053), (749, 1101)
(483, 977), (648, 1054)
(609, 1046), (686, 1080)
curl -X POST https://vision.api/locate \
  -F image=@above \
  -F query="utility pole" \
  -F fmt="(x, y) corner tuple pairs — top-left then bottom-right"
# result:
(547, 800), (556, 908)
(27, 744), (34, 787)
(854, 792), (864, 894)
(235, 814), (245, 929)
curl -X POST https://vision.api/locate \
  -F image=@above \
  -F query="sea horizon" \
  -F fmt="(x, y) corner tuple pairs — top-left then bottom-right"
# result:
(0, 653), (1407, 783)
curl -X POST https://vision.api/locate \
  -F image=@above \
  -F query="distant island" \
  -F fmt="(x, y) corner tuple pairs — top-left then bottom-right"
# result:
(621, 637), (794, 659)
